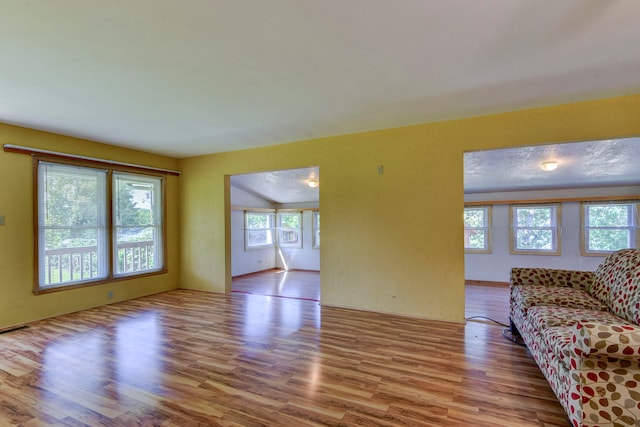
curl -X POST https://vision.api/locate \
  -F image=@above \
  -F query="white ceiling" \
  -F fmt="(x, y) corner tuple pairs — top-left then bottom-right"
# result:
(464, 137), (640, 194)
(2, 1), (640, 160)
(231, 167), (319, 204)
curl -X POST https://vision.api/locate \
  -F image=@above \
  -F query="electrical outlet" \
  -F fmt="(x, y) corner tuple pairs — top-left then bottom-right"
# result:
(107, 290), (114, 299)
(0, 216), (5, 225)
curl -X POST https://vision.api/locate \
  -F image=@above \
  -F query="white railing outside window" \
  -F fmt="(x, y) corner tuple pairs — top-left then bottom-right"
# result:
(37, 161), (164, 291)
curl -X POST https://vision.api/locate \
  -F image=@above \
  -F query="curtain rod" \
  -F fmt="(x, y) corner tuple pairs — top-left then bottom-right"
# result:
(3, 144), (181, 176)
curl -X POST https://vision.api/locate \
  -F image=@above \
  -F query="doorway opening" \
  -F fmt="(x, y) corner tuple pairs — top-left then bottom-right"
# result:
(463, 137), (640, 322)
(228, 166), (320, 301)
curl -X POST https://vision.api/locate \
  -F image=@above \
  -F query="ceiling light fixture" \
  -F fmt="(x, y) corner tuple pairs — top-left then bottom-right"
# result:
(540, 161), (558, 171)
(307, 179), (319, 188)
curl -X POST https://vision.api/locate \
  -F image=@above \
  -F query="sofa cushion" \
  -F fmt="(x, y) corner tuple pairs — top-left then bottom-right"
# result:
(527, 306), (623, 333)
(511, 285), (608, 314)
(511, 267), (593, 292)
(590, 249), (640, 320)
(610, 273), (640, 324)
(605, 249), (640, 324)
(529, 306), (625, 370)
(589, 252), (619, 306)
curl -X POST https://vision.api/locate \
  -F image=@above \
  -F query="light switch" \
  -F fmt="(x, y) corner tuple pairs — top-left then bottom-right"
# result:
(0, 216), (5, 225)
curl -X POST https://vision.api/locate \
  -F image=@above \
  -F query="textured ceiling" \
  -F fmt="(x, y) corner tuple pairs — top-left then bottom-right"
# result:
(230, 138), (640, 203)
(1, 1), (640, 158)
(464, 137), (640, 194)
(231, 167), (319, 204)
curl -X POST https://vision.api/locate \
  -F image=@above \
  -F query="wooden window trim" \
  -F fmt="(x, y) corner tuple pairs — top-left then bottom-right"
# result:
(277, 211), (303, 249)
(244, 210), (276, 251)
(33, 156), (167, 294)
(464, 205), (492, 254)
(580, 200), (639, 257)
(509, 203), (562, 256)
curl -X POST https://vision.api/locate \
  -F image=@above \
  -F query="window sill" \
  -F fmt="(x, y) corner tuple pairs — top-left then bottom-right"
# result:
(33, 268), (168, 295)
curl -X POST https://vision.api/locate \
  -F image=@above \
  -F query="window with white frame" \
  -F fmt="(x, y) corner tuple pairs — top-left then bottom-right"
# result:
(278, 211), (302, 248)
(510, 204), (561, 255)
(37, 160), (165, 291)
(113, 172), (163, 276)
(244, 211), (275, 249)
(464, 206), (491, 253)
(312, 210), (320, 249)
(581, 201), (639, 256)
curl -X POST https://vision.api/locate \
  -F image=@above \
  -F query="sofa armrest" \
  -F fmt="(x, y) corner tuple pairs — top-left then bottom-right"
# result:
(510, 267), (593, 291)
(571, 322), (640, 359)
(569, 322), (640, 426)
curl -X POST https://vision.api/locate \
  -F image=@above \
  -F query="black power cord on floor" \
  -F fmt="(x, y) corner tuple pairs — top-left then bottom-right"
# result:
(465, 315), (509, 327)
(465, 315), (526, 346)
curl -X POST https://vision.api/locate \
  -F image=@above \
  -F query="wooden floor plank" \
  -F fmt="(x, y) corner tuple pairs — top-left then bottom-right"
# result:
(0, 272), (568, 426)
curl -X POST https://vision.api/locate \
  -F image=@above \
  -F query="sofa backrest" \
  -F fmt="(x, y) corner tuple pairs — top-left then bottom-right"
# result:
(590, 249), (640, 323)
(510, 267), (593, 291)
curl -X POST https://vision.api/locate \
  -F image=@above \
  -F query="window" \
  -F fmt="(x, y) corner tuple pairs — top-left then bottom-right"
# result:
(38, 162), (108, 287)
(510, 204), (561, 255)
(278, 211), (302, 248)
(245, 211), (275, 249)
(464, 206), (491, 253)
(113, 173), (163, 276)
(37, 160), (165, 292)
(581, 201), (639, 256)
(312, 210), (320, 249)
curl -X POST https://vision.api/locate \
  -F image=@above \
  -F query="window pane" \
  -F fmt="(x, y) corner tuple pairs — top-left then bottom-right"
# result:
(464, 209), (486, 227)
(467, 230), (486, 249)
(114, 173), (163, 275)
(587, 229), (630, 252)
(247, 213), (269, 229)
(312, 211), (320, 248)
(38, 162), (107, 287)
(588, 205), (629, 227)
(280, 214), (300, 229)
(464, 206), (490, 251)
(281, 230), (299, 244)
(583, 203), (636, 254)
(278, 212), (302, 247)
(510, 204), (559, 254)
(245, 211), (275, 249)
(516, 207), (552, 227)
(516, 229), (553, 250)
(41, 164), (103, 227)
(248, 230), (273, 246)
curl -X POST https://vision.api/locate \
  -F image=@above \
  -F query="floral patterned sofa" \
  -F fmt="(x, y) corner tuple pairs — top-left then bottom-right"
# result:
(509, 248), (640, 427)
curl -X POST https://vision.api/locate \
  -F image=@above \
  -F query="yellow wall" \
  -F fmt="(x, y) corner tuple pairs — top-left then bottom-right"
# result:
(179, 94), (640, 323)
(0, 124), (180, 330)
(2, 94), (639, 329)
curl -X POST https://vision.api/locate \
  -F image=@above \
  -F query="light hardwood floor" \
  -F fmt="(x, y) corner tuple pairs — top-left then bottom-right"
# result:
(232, 269), (321, 301)
(0, 273), (568, 426)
